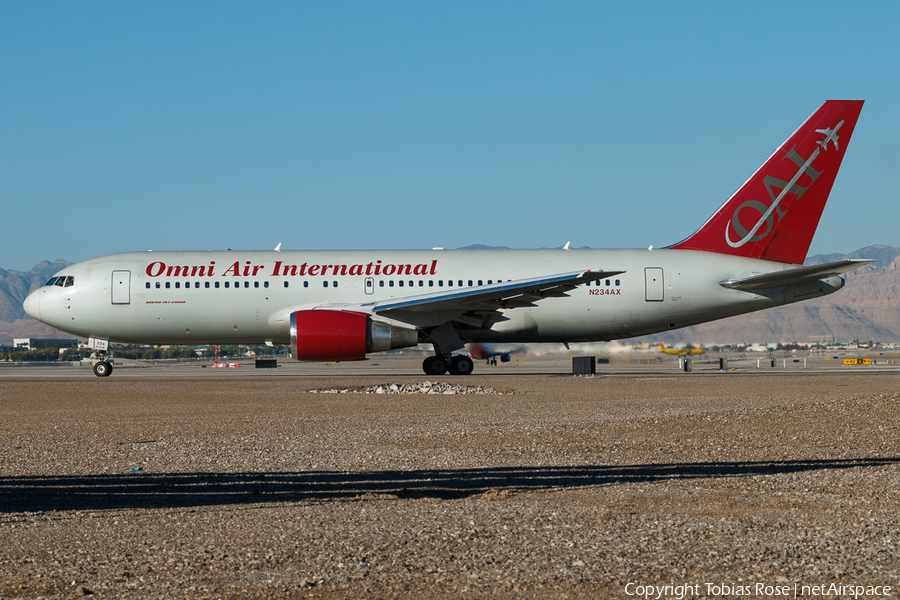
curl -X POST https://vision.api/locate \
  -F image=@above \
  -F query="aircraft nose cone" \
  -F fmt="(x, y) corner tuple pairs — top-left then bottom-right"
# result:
(23, 290), (41, 321)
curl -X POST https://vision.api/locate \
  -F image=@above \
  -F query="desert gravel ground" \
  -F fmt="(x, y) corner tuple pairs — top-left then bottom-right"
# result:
(1, 369), (899, 599)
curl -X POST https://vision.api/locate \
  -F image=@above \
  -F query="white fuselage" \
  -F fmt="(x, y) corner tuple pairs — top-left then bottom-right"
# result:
(24, 248), (839, 347)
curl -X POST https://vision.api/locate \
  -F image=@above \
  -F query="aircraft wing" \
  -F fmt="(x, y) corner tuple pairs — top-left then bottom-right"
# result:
(719, 259), (874, 291)
(366, 269), (624, 324)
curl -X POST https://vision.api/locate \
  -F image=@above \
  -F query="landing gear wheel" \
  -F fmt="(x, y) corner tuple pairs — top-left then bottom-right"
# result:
(422, 356), (448, 376)
(449, 355), (474, 376)
(93, 361), (113, 377)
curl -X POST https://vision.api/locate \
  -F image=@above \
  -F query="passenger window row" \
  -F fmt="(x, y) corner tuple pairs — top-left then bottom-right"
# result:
(586, 279), (621, 287)
(145, 280), (273, 289)
(143, 279), (508, 290)
(378, 279), (500, 288)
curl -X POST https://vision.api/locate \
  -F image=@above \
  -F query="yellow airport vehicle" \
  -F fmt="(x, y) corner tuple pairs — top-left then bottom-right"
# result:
(658, 343), (705, 356)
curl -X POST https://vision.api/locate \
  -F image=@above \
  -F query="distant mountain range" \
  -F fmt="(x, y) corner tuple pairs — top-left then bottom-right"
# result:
(2, 246), (899, 346)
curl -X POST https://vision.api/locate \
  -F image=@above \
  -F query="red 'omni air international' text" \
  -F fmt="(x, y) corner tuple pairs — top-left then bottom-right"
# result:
(144, 260), (439, 279)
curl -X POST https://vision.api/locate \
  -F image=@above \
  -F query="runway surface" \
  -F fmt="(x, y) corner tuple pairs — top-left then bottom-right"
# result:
(1, 361), (899, 598)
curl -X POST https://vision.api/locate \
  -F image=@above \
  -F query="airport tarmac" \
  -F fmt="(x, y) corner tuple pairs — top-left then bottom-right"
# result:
(1, 360), (899, 598)
(2, 349), (899, 379)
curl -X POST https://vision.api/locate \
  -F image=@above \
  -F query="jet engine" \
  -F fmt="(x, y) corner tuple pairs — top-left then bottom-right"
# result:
(290, 310), (419, 361)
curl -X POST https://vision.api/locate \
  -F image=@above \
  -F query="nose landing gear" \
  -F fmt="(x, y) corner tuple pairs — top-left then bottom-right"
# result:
(92, 360), (113, 377)
(91, 349), (114, 377)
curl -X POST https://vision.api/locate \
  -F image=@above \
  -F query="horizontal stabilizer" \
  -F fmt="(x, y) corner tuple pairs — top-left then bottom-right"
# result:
(719, 259), (874, 291)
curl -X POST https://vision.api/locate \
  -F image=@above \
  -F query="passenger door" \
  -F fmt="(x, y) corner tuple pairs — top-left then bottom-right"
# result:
(644, 267), (664, 302)
(111, 270), (131, 305)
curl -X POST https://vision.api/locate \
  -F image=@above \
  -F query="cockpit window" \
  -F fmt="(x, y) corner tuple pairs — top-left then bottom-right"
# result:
(54, 278), (65, 287)
(45, 277), (58, 286)
(64, 276), (74, 287)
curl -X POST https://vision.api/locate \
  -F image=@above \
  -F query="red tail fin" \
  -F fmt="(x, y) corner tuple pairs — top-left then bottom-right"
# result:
(669, 100), (863, 264)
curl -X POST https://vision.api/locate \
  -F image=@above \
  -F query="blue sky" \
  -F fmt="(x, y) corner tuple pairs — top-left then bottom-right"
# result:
(2, 1), (898, 271)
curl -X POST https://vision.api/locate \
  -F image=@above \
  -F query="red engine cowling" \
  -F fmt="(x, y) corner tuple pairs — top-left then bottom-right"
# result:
(290, 310), (418, 362)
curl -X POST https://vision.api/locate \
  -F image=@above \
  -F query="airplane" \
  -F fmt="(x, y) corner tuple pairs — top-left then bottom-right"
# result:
(24, 100), (873, 378)
(468, 343), (514, 365)
(658, 342), (705, 356)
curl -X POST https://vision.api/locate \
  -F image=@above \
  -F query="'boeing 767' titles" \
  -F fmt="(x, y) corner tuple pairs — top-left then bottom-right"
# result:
(25, 100), (870, 377)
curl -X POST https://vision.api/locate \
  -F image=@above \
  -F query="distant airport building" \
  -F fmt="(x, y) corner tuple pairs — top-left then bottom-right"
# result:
(12, 338), (79, 351)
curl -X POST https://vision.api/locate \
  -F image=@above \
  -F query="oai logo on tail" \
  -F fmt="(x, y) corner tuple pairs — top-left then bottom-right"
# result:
(725, 120), (843, 249)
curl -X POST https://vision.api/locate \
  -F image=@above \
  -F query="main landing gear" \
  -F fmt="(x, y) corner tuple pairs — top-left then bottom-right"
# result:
(422, 354), (474, 376)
